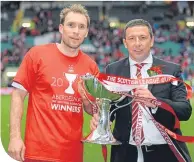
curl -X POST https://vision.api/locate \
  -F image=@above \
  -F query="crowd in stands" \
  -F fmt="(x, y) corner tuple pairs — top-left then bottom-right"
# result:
(19, 8), (59, 36)
(1, 1), (194, 84)
(1, 33), (29, 74)
(152, 23), (194, 80)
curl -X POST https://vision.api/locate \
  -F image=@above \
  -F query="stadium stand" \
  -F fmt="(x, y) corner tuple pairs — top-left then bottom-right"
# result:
(1, 1), (194, 87)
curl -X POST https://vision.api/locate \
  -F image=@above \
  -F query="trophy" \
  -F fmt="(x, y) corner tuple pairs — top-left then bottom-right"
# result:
(81, 74), (122, 145)
(64, 73), (77, 94)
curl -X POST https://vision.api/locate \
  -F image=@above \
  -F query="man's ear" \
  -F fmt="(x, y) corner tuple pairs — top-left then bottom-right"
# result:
(84, 30), (88, 38)
(59, 24), (63, 34)
(151, 36), (154, 48)
(123, 38), (127, 48)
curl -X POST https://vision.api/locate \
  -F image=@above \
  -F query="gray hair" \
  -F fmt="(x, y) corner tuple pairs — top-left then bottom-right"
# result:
(123, 19), (153, 38)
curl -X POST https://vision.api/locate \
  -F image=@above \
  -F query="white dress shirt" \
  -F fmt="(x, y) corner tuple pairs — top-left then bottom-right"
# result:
(128, 54), (166, 161)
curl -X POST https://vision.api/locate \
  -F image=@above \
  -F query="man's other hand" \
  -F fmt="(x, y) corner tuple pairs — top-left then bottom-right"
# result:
(134, 88), (157, 108)
(8, 137), (25, 161)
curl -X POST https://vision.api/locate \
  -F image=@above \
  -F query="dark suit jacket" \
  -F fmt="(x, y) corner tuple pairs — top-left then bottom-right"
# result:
(106, 56), (192, 162)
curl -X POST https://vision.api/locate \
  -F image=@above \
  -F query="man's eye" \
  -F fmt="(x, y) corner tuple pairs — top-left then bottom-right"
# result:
(79, 25), (86, 29)
(68, 23), (74, 27)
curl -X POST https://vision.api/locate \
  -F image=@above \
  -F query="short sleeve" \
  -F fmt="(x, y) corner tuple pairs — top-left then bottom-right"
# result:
(13, 48), (38, 92)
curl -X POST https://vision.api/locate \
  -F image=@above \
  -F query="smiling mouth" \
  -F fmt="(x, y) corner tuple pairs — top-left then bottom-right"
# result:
(134, 50), (142, 52)
(70, 37), (79, 40)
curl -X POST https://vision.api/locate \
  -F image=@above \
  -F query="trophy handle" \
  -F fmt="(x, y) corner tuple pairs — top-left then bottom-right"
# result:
(109, 97), (135, 120)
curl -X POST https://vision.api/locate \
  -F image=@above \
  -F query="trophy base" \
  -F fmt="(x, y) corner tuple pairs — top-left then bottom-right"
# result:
(82, 139), (122, 145)
(82, 130), (122, 145)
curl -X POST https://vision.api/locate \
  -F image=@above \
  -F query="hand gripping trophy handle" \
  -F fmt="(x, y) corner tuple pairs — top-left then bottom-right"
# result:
(81, 74), (122, 145)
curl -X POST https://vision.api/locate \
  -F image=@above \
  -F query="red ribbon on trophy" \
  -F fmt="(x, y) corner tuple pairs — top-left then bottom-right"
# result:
(95, 73), (194, 162)
(82, 73), (193, 162)
(97, 73), (193, 139)
(97, 73), (193, 99)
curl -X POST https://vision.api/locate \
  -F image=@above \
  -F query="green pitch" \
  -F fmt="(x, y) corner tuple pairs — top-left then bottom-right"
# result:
(1, 95), (194, 162)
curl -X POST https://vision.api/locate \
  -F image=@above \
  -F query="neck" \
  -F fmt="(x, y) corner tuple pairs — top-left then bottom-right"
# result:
(57, 42), (79, 57)
(130, 54), (151, 63)
(130, 57), (146, 63)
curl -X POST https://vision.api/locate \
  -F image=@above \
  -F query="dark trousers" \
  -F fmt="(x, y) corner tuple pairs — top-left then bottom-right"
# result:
(110, 144), (179, 162)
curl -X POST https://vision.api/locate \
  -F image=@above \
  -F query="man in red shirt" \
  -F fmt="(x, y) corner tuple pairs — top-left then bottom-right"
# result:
(8, 4), (99, 162)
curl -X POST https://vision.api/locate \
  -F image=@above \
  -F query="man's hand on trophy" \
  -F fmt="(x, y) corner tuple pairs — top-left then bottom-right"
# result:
(78, 78), (94, 115)
(133, 88), (157, 109)
(90, 113), (99, 131)
(77, 78), (86, 99)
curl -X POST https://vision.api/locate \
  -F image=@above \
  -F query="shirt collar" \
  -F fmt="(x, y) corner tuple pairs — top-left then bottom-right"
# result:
(129, 53), (153, 66)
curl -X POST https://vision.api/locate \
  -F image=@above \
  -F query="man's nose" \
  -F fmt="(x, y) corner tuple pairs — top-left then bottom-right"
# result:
(73, 26), (79, 34)
(135, 38), (141, 46)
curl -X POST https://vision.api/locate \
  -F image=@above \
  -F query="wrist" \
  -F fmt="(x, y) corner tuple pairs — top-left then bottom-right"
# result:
(10, 132), (22, 140)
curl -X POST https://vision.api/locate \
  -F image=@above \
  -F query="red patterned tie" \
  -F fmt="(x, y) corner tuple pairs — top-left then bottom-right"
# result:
(131, 63), (145, 146)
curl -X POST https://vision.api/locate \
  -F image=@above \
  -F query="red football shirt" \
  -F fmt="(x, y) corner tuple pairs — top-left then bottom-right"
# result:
(13, 43), (99, 162)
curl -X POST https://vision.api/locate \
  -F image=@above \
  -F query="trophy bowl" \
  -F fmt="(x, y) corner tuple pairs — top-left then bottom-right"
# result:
(81, 74), (122, 145)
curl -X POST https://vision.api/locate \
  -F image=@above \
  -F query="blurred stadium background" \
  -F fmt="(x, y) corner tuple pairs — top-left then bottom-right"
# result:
(1, 1), (194, 162)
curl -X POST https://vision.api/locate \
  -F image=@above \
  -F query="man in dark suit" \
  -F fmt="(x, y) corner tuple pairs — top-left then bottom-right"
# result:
(90, 19), (192, 162)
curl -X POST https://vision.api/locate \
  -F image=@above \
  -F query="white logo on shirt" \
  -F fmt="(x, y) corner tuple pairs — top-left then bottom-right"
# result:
(64, 73), (77, 94)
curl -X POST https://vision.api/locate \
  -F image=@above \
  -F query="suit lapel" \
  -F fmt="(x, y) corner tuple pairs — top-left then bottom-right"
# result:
(121, 58), (133, 114)
(117, 58), (131, 96)
(120, 57), (131, 78)
(148, 57), (160, 92)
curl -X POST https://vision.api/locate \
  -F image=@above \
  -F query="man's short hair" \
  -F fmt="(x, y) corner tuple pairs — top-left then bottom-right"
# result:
(60, 4), (90, 28)
(123, 19), (153, 38)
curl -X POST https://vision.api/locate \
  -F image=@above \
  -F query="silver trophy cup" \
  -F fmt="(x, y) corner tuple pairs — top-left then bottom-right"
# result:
(81, 74), (122, 145)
